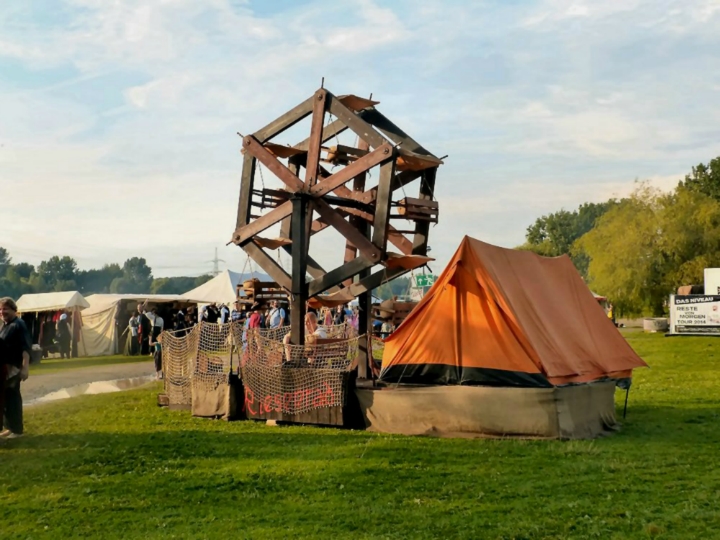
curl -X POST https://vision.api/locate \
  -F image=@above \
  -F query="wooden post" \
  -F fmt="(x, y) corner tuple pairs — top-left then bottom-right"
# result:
(291, 194), (308, 345)
(412, 167), (437, 255)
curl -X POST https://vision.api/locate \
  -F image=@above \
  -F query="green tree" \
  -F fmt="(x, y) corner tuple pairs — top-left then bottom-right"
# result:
(0, 247), (11, 277)
(77, 264), (123, 294)
(576, 184), (720, 316)
(150, 276), (209, 294)
(37, 256), (78, 292)
(520, 201), (617, 278)
(114, 257), (153, 293)
(11, 263), (34, 280)
(680, 157), (720, 200)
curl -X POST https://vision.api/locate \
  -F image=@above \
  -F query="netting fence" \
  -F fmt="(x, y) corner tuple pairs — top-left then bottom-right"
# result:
(161, 321), (365, 416)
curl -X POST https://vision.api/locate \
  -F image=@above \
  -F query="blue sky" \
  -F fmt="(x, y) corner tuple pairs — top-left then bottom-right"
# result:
(1, 0), (720, 278)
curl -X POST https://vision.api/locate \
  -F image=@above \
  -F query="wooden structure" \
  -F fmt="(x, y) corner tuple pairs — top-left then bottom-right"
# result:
(231, 87), (442, 379)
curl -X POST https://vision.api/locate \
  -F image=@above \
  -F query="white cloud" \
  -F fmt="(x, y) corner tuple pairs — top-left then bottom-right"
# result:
(1, 0), (720, 277)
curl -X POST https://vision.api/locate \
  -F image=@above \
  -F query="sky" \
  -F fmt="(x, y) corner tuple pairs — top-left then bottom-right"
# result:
(2, 0), (720, 278)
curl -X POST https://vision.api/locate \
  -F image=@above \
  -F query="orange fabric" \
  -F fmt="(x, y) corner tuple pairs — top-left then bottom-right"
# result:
(381, 236), (647, 385)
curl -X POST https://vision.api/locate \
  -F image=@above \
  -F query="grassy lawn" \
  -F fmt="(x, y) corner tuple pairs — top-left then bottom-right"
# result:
(2, 332), (719, 539)
(29, 354), (151, 375)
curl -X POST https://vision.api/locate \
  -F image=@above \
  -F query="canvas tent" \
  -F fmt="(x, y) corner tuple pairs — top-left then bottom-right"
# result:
(356, 237), (647, 439)
(80, 294), (192, 357)
(16, 291), (90, 359)
(183, 270), (245, 305)
(17, 291), (90, 313)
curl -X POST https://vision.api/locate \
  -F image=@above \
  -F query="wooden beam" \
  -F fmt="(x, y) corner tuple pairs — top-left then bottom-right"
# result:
(253, 95), (315, 144)
(290, 196), (308, 345)
(304, 89), (328, 188)
(345, 266), (409, 298)
(372, 160), (396, 250)
(412, 167), (437, 256)
(360, 170), (422, 205)
(360, 108), (435, 157)
(308, 256), (375, 297)
(327, 93), (390, 150)
(294, 118), (348, 152)
(230, 201), (293, 245)
(236, 154), (256, 228)
(242, 243), (292, 291)
(279, 159), (300, 240)
(309, 143), (394, 198)
(242, 135), (303, 192)
(314, 199), (382, 263)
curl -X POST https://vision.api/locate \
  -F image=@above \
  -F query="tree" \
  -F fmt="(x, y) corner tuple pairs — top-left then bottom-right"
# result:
(0, 247), (11, 277)
(37, 256), (78, 291)
(680, 157), (720, 201)
(11, 263), (34, 280)
(576, 184), (720, 316)
(150, 276), (205, 294)
(520, 201), (618, 278)
(77, 264), (123, 294)
(116, 257), (153, 293)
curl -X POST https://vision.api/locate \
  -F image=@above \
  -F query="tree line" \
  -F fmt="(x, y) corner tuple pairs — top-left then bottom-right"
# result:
(0, 251), (212, 299)
(519, 156), (720, 317)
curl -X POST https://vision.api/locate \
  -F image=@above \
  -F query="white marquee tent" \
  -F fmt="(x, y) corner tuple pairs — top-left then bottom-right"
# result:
(80, 294), (191, 357)
(184, 270), (269, 305)
(17, 291), (90, 313)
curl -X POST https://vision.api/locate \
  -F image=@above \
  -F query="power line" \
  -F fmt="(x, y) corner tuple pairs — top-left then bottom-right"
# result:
(205, 247), (226, 276)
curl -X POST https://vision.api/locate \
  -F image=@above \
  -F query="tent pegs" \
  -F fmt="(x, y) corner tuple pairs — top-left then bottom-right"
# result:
(623, 387), (630, 419)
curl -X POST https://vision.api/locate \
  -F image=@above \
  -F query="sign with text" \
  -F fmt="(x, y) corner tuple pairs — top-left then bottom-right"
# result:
(669, 294), (720, 335)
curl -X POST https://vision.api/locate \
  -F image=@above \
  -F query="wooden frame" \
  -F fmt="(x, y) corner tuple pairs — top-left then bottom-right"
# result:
(232, 87), (442, 372)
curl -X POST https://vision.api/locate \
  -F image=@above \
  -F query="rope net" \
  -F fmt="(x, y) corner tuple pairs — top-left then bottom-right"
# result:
(162, 321), (361, 415)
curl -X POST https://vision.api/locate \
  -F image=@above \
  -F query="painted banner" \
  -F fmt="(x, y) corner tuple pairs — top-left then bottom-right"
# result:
(669, 294), (720, 335)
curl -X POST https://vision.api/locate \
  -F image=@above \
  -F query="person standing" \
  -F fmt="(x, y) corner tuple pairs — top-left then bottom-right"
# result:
(219, 304), (230, 324)
(150, 308), (164, 343)
(56, 312), (71, 359)
(268, 300), (285, 329)
(333, 304), (347, 325)
(127, 314), (139, 356)
(137, 304), (152, 356)
(0, 297), (32, 439)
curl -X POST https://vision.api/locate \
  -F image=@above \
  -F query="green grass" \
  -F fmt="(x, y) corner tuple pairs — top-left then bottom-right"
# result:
(2, 332), (720, 539)
(29, 354), (151, 375)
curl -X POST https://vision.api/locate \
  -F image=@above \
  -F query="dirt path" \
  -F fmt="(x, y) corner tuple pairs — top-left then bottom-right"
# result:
(22, 361), (156, 402)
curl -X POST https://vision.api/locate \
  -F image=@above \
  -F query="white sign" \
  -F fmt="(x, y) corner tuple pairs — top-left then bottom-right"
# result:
(704, 268), (720, 295)
(669, 294), (720, 335)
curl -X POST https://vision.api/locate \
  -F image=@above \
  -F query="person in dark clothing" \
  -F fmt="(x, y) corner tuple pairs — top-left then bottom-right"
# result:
(56, 313), (71, 359)
(0, 297), (32, 438)
(137, 304), (152, 356)
(333, 304), (347, 325)
(172, 312), (187, 337)
(206, 304), (219, 324)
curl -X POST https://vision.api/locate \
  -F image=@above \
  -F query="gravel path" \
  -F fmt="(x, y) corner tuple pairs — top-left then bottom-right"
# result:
(23, 361), (156, 402)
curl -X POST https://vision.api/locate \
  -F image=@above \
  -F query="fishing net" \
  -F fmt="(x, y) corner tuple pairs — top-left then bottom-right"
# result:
(240, 328), (360, 415)
(162, 321), (362, 416)
(161, 325), (200, 407)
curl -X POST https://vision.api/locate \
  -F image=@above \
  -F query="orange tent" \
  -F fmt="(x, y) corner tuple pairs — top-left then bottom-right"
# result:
(379, 236), (647, 387)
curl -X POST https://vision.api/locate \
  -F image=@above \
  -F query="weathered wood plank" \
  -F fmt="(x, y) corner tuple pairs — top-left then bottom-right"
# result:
(243, 136), (303, 192)
(371, 160), (396, 250)
(242, 243), (292, 291)
(253, 95), (315, 143)
(412, 167), (438, 256)
(304, 89), (328, 188)
(327, 93), (390, 150)
(314, 199), (381, 263)
(231, 201), (293, 245)
(308, 256), (375, 297)
(309, 143), (394, 198)
(236, 154), (256, 228)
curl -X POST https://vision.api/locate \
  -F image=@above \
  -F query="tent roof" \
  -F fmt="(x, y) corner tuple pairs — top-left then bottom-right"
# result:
(16, 291), (90, 313)
(184, 270), (243, 305)
(183, 270), (270, 305)
(380, 236), (647, 387)
(83, 293), (190, 316)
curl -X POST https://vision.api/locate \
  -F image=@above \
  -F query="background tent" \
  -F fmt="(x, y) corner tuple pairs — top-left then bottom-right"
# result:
(17, 291), (90, 313)
(16, 291), (90, 359)
(380, 236), (647, 387)
(183, 270), (271, 305)
(80, 294), (193, 357)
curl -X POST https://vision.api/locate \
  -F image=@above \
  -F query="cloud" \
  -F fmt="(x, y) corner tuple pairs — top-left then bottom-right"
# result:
(2, 0), (720, 277)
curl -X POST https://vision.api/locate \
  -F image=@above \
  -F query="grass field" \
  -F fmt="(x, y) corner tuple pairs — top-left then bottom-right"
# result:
(2, 332), (719, 539)
(30, 354), (150, 375)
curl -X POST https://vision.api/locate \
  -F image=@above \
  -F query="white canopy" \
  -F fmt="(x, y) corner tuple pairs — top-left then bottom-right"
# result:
(16, 291), (90, 313)
(184, 270), (268, 305)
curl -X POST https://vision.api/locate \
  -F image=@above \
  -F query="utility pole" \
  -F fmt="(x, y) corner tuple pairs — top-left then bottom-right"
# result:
(206, 248), (225, 276)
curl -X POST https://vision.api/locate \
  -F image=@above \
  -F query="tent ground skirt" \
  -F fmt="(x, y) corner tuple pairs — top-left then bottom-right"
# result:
(355, 381), (618, 439)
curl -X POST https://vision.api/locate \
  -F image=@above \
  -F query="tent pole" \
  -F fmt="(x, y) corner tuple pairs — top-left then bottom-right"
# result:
(623, 387), (630, 419)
